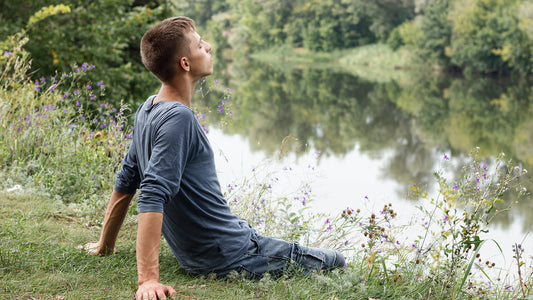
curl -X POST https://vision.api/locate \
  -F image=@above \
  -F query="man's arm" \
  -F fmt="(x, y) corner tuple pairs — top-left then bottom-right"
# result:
(135, 212), (177, 300)
(85, 190), (134, 255)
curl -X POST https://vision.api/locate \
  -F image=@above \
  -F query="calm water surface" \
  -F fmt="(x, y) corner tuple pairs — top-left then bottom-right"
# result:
(199, 59), (533, 273)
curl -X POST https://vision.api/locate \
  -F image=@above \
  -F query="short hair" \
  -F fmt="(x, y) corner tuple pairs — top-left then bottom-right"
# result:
(140, 16), (196, 82)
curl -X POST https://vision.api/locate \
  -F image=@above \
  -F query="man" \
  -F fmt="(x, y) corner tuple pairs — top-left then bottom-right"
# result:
(85, 16), (345, 300)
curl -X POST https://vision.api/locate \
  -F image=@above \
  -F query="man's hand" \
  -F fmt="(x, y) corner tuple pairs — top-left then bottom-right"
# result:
(82, 241), (116, 256)
(136, 280), (177, 300)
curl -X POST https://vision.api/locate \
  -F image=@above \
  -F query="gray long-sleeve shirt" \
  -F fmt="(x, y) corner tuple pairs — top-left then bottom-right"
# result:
(114, 96), (251, 274)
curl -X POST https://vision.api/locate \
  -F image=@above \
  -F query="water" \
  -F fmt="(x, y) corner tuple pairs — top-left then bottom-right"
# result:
(198, 58), (533, 279)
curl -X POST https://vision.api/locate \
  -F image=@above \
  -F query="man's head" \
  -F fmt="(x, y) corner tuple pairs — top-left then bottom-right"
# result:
(140, 16), (196, 82)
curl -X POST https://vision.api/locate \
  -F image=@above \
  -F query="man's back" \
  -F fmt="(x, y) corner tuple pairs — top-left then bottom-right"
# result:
(115, 96), (251, 274)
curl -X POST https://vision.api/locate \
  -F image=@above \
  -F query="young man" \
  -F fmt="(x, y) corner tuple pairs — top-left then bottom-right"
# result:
(85, 16), (345, 300)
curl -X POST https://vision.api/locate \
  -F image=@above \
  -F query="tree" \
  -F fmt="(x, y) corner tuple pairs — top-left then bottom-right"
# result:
(449, 0), (533, 74)
(2, 0), (172, 104)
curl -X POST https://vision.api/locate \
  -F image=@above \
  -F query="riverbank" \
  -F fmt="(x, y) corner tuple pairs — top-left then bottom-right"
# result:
(251, 44), (426, 84)
(0, 184), (520, 299)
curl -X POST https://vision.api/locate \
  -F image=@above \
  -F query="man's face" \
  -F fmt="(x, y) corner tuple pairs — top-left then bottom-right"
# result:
(185, 31), (213, 78)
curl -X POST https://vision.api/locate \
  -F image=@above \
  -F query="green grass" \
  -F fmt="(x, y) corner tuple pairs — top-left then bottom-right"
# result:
(1, 187), (524, 300)
(0, 188), (473, 300)
(0, 189), (354, 299)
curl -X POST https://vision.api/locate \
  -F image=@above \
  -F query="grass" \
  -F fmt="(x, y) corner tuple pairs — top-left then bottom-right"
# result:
(0, 188), (397, 299)
(0, 188), (476, 299)
(0, 178), (529, 299)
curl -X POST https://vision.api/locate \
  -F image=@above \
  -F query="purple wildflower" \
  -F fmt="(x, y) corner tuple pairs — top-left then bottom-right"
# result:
(443, 153), (450, 160)
(3, 51), (11, 56)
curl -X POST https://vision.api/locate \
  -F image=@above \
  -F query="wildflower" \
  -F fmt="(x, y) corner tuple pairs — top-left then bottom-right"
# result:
(86, 84), (92, 89)
(452, 184), (458, 190)
(195, 89), (200, 93)
(443, 153), (450, 160)
(443, 215), (448, 224)
(40, 77), (45, 84)
(214, 79), (218, 84)
(3, 50), (11, 56)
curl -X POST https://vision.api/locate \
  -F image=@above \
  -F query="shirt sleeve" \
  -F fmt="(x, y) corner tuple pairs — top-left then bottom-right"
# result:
(137, 108), (195, 213)
(114, 137), (141, 194)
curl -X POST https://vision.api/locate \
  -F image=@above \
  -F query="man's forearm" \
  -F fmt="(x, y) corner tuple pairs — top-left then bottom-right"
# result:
(137, 212), (163, 285)
(98, 189), (134, 253)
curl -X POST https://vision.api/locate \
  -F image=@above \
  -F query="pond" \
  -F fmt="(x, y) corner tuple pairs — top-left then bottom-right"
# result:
(195, 58), (533, 273)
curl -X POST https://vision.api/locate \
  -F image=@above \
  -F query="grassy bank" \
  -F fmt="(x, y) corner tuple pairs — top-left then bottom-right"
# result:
(251, 44), (423, 84)
(0, 187), (513, 299)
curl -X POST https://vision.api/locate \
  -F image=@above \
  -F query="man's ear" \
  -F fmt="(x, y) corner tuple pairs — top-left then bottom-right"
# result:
(179, 57), (190, 72)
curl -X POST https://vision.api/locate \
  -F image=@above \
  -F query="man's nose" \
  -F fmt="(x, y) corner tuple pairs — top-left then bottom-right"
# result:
(205, 42), (212, 53)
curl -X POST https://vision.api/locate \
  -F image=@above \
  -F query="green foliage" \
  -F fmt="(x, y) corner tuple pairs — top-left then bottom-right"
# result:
(410, 149), (528, 296)
(203, 0), (419, 53)
(390, 0), (533, 74)
(449, 0), (533, 74)
(1, 1), (171, 106)
(0, 36), (132, 203)
(26, 4), (71, 28)
(387, 19), (422, 51)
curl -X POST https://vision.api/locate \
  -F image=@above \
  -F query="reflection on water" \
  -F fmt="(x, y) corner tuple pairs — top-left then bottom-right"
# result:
(196, 58), (533, 270)
(197, 58), (533, 232)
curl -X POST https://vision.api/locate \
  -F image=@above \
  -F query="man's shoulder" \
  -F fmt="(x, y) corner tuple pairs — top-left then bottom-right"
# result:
(163, 102), (196, 122)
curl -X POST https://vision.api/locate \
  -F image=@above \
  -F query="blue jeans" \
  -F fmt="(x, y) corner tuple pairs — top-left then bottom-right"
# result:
(216, 230), (346, 279)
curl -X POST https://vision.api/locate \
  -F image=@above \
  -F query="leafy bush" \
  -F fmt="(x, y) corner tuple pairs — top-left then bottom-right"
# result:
(1, 33), (132, 203)
(1, 1), (171, 106)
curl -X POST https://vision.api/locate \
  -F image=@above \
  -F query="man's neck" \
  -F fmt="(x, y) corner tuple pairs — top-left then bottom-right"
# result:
(154, 75), (198, 107)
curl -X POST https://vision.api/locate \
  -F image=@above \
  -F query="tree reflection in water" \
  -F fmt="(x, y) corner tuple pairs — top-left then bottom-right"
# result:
(196, 58), (533, 230)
